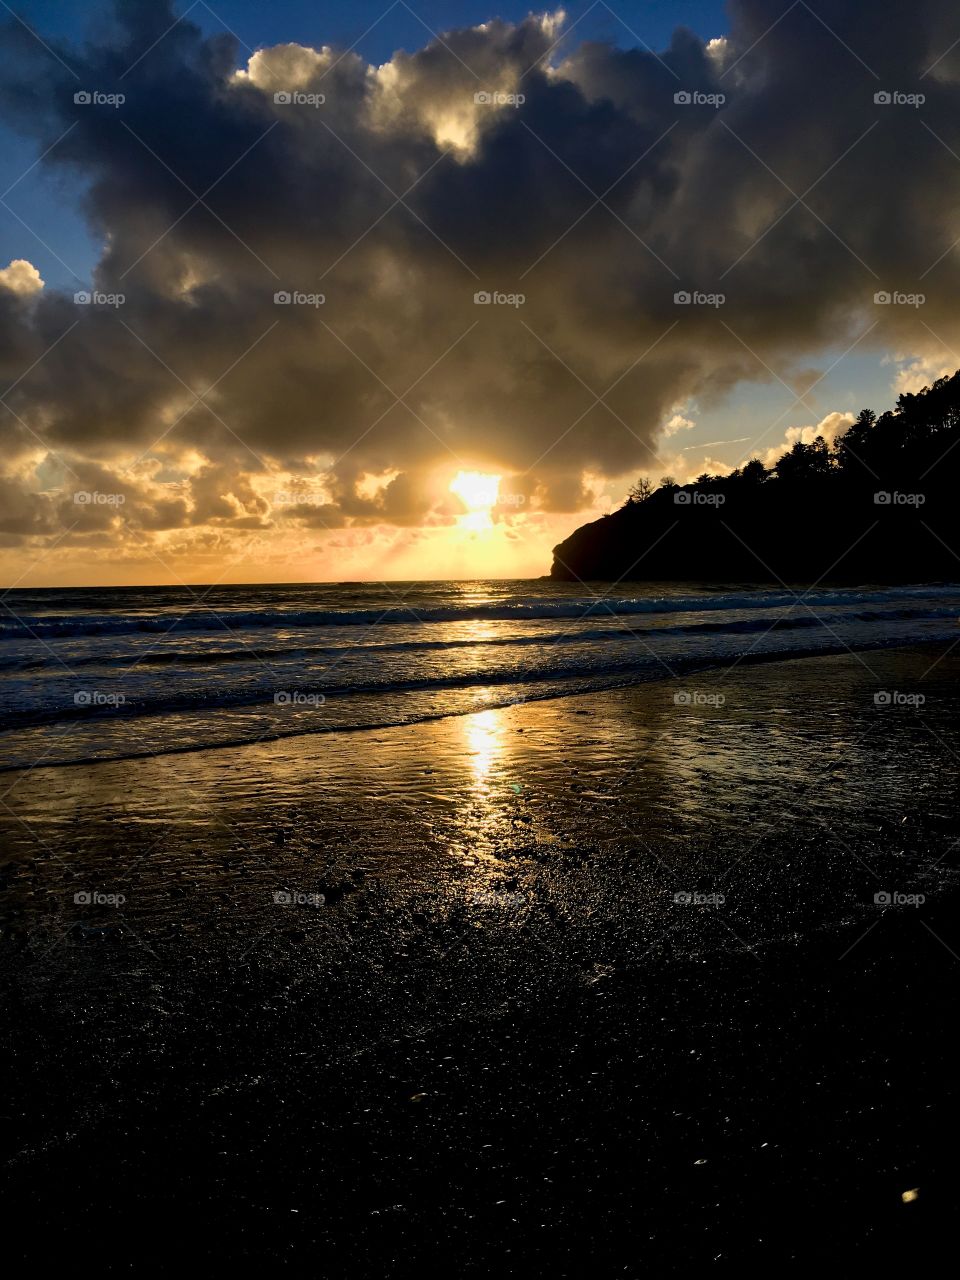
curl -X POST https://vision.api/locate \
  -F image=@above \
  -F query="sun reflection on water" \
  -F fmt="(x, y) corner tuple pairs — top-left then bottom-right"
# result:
(464, 707), (503, 795)
(449, 704), (516, 872)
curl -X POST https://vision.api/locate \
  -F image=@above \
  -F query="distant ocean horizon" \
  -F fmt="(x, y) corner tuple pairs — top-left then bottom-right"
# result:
(2, 578), (958, 772)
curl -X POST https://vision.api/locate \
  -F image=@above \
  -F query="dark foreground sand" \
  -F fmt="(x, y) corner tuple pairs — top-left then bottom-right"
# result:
(2, 645), (959, 1272)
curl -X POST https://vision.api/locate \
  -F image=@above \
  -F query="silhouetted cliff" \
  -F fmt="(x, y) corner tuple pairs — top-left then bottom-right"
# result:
(551, 373), (960, 583)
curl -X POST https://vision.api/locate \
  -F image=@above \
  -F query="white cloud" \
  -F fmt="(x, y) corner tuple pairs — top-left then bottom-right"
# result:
(0, 259), (44, 296)
(705, 37), (730, 69)
(697, 456), (734, 477)
(759, 411), (854, 467)
(233, 44), (335, 91)
(888, 352), (955, 396)
(662, 412), (695, 437)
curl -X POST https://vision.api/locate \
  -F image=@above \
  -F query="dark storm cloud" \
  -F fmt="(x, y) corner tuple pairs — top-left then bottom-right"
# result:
(2, 0), (960, 541)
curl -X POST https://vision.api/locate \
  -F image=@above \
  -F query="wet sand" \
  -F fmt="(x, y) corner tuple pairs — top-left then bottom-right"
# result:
(2, 645), (959, 1272)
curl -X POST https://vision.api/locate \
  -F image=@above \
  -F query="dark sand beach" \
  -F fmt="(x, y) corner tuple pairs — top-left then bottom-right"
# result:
(2, 643), (959, 1272)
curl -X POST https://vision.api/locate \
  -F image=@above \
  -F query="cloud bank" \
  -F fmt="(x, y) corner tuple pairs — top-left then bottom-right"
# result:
(1, 0), (960, 575)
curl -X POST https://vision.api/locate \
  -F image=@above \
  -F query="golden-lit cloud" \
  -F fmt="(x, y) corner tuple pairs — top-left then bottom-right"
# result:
(0, 259), (44, 296)
(760, 412), (855, 469)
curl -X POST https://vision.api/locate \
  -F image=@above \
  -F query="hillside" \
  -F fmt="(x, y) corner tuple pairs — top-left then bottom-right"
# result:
(551, 373), (960, 583)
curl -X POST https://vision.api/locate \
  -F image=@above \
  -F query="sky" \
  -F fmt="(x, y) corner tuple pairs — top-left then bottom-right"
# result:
(1, 0), (958, 585)
(0, 2), (730, 310)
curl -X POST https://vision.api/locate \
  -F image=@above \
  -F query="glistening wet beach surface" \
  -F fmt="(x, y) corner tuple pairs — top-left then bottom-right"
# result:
(2, 645), (959, 1271)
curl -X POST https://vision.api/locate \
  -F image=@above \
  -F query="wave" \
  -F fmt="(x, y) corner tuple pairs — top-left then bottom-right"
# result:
(0, 656), (702, 729)
(0, 627), (952, 774)
(1, 602), (957, 672)
(3, 613), (957, 731)
(2, 583), (957, 641)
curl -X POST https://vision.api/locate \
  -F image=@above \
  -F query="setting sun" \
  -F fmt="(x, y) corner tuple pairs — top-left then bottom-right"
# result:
(450, 470), (501, 510)
(450, 470), (501, 530)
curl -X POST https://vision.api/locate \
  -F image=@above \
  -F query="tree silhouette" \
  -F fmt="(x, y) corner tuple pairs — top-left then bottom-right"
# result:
(552, 371), (960, 582)
(774, 436), (832, 483)
(626, 477), (654, 504)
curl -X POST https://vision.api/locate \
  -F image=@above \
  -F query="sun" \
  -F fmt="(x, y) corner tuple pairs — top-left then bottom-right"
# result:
(450, 470), (501, 510)
(450, 470), (501, 530)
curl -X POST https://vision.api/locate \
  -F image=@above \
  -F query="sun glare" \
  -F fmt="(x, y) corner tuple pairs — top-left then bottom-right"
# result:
(450, 470), (501, 530)
(451, 470), (501, 510)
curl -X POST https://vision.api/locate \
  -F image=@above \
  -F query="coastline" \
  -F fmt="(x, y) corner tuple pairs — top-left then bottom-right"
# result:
(3, 612), (958, 775)
(2, 642), (959, 1270)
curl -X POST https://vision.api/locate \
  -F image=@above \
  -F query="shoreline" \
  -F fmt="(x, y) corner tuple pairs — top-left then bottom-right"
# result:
(0, 631), (953, 776)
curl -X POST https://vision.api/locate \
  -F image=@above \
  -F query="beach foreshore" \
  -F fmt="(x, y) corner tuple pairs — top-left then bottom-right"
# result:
(2, 644), (959, 1272)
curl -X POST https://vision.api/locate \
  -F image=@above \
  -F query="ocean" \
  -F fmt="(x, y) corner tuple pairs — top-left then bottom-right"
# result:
(1, 578), (958, 772)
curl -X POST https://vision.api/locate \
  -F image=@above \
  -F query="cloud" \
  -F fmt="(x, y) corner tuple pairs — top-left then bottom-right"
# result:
(1, 0), (960, 570)
(760, 411), (855, 468)
(0, 259), (44, 296)
(888, 351), (957, 396)
(663, 412), (696, 437)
